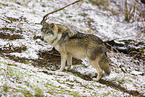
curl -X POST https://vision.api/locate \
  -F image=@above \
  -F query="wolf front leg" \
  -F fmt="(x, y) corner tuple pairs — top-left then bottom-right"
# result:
(58, 52), (67, 72)
(89, 59), (102, 81)
(66, 53), (72, 70)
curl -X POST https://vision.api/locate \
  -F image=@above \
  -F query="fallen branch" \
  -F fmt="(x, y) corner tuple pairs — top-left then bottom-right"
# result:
(0, 17), (11, 23)
(41, 0), (81, 24)
(131, 48), (144, 61)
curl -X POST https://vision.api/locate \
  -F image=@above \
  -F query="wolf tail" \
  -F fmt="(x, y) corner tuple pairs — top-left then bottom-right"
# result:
(99, 53), (111, 75)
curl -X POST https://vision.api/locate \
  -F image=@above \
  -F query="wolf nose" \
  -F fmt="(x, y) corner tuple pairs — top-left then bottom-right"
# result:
(41, 28), (43, 32)
(41, 38), (44, 41)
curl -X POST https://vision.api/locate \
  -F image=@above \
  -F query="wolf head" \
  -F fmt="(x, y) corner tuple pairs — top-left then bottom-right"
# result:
(41, 23), (62, 46)
(41, 23), (58, 35)
(41, 23), (77, 46)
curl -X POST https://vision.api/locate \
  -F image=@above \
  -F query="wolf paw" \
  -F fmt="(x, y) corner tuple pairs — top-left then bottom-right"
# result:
(92, 78), (100, 81)
(56, 69), (63, 72)
(65, 66), (71, 70)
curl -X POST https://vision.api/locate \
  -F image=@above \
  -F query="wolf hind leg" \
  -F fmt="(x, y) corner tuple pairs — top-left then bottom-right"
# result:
(89, 59), (102, 81)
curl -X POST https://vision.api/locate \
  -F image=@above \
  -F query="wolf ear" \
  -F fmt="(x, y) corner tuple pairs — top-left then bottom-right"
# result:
(50, 23), (58, 33)
(58, 26), (77, 37)
(50, 23), (55, 28)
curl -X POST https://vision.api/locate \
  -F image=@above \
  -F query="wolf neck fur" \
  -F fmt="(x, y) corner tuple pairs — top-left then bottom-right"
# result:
(52, 24), (78, 47)
(51, 33), (62, 47)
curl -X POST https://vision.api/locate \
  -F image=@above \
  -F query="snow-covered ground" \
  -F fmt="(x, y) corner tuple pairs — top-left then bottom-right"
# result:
(0, 0), (144, 96)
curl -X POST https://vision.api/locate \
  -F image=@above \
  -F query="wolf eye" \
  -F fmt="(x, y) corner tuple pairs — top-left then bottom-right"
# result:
(50, 23), (54, 28)
(41, 27), (47, 32)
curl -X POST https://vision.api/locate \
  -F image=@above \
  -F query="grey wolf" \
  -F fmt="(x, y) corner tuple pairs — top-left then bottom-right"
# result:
(41, 23), (111, 81)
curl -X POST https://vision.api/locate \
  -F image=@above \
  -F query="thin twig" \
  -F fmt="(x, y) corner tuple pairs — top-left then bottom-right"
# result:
(41, 0), (81, 24)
